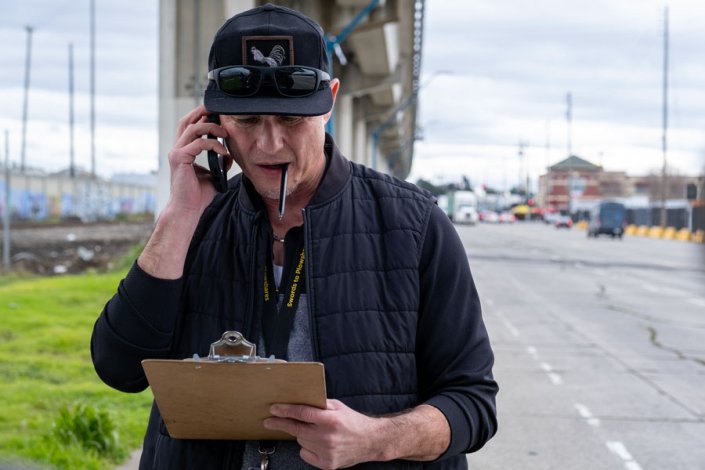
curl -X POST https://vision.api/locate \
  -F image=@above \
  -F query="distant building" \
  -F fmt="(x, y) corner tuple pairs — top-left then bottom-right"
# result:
(538, 155), (602, 211)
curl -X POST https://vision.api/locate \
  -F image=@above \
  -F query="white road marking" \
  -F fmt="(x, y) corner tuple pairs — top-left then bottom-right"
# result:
(539, 362), (562, 384)
(526, 346), (538, 358)
(607, 441), (633, 460)
(574, 403), (590, 418)
(547, 372), (563, 385)
(574, 403), (600, 427)
(606, 441), (643, 470)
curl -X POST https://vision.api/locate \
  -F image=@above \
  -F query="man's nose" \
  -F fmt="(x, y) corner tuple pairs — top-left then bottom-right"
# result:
(256, 119), (286, 155)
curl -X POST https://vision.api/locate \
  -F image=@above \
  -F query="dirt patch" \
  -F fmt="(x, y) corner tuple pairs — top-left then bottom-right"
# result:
(1, 221), (154, 275)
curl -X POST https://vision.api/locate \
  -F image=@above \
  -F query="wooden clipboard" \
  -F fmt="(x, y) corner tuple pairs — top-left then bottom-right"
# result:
(142, 358), (327, 440)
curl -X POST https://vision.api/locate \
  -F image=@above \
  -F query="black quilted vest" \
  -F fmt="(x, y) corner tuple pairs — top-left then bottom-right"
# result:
(143, 137), (455, 469)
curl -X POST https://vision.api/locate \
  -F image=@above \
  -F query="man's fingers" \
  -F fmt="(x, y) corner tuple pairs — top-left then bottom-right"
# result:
(174, 122), (228, 150)
(170, 139), (229, 166)
(263, 417), (313, 439)
(270, 404), (325, 424)
(174, 105), (208, 139)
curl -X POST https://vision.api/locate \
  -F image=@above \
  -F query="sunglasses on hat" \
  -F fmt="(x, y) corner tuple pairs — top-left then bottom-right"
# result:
(207, 65), (330, 98)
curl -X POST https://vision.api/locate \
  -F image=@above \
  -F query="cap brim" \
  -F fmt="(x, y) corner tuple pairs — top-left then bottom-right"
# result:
(204, 87), (333, 117)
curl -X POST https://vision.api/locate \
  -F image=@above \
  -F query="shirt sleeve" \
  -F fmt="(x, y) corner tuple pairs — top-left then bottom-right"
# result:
(416, 204), (499, 458)
(90, 261), (184, 393)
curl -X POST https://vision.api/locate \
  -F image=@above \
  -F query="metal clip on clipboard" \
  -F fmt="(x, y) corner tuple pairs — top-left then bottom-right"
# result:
(204, 331), (265, 363)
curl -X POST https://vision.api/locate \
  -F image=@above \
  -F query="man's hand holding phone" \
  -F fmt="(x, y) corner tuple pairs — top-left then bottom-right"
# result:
(137, 105), (232, 280)
(168, 105), (232, 216)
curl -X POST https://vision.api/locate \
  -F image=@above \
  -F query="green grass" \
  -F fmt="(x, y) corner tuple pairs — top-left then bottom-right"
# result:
(0, 261), (153, 469)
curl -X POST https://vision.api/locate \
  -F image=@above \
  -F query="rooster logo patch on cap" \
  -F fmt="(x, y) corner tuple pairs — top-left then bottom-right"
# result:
(243, 36), (294, 66)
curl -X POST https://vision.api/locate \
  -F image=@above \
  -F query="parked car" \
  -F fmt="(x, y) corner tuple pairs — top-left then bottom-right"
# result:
(554, 215), (573, 229)
(543, 212), (561, 225)
(587, 201), (626, 238)
(455, 205), (479, 225)
(479, 210), (499, 223)
(498, 212), (516, 224)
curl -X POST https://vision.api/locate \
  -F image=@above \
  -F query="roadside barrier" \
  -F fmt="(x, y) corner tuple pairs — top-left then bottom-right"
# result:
(635, 226), (650, 237)
(662, 227), (677, 240)
(647, 226), (664, 238)
(692, 230), (704, 243)
(675, 228), (691, 242)
(624, 225), (703, 244)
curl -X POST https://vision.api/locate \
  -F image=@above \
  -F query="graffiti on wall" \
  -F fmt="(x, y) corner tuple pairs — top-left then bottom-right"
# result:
(0, 179), (155, 221)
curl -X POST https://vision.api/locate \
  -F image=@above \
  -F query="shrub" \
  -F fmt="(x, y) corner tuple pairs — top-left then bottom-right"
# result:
(52, 403), (126, 462)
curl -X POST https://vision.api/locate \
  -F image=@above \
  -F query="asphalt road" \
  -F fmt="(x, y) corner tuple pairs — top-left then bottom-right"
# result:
(458, 222), (705, 470)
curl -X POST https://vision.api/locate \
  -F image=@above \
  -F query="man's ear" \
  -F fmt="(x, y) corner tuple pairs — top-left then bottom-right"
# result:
(323, 78), (340, 123)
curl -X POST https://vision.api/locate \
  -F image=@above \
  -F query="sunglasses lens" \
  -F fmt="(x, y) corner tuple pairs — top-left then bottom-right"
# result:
(219, 67), (259, 95)
(275, 67), (319, 96)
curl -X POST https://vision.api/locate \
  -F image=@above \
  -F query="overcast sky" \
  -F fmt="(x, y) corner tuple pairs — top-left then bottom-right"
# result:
(413, 0), (705, 190)
(1, 0), (703, 191)
(0, 0), (158, 177)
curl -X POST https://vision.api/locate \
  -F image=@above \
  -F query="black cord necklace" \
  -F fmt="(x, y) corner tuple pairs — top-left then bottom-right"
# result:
(272, 233), (285, 243)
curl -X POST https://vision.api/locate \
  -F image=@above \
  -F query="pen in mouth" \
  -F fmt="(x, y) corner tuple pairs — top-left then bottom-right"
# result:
(278, 163), (289, 220)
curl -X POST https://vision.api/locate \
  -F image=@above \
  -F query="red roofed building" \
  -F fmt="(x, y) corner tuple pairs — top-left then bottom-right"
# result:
(538, 155), (602, 212)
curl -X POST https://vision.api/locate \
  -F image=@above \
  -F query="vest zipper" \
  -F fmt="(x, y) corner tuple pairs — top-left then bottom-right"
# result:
(302, 208), (320, 361)
(245, 211), (263, 342)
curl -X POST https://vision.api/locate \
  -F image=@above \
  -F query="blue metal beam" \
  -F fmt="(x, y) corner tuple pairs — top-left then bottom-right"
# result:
(324, 0), (381, 136)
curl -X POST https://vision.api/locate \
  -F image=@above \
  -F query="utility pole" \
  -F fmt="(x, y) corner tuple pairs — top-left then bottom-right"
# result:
(545, 119), (551, 169)
(545, 120), (551, 207)
(90, 0), (96, 178)
(565, 92), (572, 158)
(518, 141), (528, 194)
(660, 7), (669, 228)
(69, 43), (75, 178)
(3, 130), (11, 269)
(20, 25), (34, 173)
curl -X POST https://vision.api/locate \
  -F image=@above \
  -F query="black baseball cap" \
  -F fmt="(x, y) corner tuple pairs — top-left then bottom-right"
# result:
(204, 3), (333, 116)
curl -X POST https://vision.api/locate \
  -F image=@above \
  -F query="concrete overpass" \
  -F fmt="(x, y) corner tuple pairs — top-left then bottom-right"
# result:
(157, 0), (424, 211)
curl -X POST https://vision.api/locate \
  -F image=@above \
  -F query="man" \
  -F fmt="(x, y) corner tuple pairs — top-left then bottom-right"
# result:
(91, 4), (497, 469)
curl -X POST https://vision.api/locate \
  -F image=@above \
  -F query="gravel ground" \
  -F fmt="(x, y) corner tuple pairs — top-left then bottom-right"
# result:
(1, 221), (154, 275)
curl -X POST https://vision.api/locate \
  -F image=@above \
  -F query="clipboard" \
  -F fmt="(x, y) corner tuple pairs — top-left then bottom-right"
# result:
(141, 331), (327, 441)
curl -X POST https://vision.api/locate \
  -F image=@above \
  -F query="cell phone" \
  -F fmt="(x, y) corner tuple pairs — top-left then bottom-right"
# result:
(207, 114), (228, 193)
